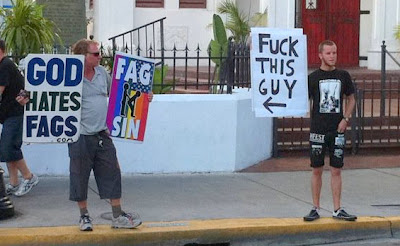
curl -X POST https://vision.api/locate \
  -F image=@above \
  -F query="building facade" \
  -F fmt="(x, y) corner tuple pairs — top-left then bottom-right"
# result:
(89, 0), (400, 70)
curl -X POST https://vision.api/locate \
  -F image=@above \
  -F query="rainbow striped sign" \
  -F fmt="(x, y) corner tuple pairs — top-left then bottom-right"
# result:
(106, 52), (154, 141)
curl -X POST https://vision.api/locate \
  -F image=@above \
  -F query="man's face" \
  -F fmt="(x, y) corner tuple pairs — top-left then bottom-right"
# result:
(85, 43), (101, 68)
(319, 44), (337, 67)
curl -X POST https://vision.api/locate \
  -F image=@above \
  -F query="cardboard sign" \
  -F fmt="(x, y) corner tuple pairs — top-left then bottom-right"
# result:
(23, 54), (84, 143)
(250, 28), (308, 117)
(106, 52), (154, 141)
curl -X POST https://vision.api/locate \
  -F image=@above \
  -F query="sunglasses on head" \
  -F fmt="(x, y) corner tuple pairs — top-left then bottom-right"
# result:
(88, 51), (100, 57)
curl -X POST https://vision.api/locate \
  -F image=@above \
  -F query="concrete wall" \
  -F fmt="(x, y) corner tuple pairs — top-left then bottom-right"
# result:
(10, 90), (272, 176)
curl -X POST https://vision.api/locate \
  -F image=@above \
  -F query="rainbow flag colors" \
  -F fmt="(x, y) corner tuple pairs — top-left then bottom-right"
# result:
(106, 52), (155, 141)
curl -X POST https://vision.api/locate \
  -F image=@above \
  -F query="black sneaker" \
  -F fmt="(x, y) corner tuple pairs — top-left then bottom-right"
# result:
(332, 208), (357, 221)
(303, 207), (320, 221)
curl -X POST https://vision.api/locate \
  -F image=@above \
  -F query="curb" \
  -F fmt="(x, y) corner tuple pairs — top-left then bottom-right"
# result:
(0, 216), (397, 245)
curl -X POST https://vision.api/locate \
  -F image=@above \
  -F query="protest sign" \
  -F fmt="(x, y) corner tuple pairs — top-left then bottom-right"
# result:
(106, 52), (154, 141)
(23, 54), (84, 143)
(250, 28), (308, 117)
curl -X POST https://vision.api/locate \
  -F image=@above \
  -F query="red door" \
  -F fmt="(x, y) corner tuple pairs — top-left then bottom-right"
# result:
(301, 0), (360, 67)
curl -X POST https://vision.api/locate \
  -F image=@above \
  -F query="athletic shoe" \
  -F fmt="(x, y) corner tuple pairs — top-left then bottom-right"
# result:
(5, 183), (19, 196)
(112, 212), (142, 229)
(79, 214), (93, 231)
(14, 174), (39, 197)
(303, 207), (320, 221)
(332, 208), (357, 221)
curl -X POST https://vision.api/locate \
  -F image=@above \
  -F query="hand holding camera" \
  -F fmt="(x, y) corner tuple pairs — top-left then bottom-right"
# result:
(16, 89), (30, 106)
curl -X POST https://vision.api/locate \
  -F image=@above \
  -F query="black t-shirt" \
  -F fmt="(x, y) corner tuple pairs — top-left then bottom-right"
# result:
(308, 69), (355, 133)
(0, 57), (24, 123)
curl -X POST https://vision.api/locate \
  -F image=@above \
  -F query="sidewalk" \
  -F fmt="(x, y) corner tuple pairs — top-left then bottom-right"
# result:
(1, 153), (400, 245)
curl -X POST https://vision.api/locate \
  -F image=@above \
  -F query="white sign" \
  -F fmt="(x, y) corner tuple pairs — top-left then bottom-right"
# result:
(250, 28), (308, 117)
(23, 54), (84, 143)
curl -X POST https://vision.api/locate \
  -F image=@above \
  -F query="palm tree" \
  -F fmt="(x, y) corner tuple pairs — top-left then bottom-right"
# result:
(0, 0), (61, 57)
(217, 0), (250, 44)
(217, 0), (268, 44)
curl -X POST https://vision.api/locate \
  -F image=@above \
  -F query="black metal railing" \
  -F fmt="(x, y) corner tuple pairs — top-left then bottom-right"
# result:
(107, 18), (251, 94)
(276, 56), (400, 156)
(380, 40), (400, 116)
(108, 17), (166, 59)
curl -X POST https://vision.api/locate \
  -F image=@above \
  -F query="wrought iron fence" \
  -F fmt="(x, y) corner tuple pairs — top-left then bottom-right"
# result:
(275, 41), (400, 156)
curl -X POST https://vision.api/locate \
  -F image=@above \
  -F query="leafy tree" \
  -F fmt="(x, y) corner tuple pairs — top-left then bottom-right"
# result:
(209, 14), (228, 93)
(0, 0), (61, 57)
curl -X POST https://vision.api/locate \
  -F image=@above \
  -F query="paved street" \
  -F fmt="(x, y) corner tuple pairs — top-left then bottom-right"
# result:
(1, 164), (400, 245)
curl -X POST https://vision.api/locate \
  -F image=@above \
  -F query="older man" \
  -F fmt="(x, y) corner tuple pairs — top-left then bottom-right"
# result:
(70, 39), (152, 231)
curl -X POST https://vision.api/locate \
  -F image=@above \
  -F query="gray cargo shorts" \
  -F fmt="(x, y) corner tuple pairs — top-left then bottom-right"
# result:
(68, 131), (121, 201)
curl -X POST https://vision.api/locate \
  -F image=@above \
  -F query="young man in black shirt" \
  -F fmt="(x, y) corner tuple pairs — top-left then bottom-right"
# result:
(303, 40), (356, 221)
(0, 40), (39, 197)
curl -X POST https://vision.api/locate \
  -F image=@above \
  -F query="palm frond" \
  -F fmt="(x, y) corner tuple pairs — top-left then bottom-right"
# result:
(217, 0), (250, 43)
(249, 8), (268, 27)
(0, 0), (62, 56)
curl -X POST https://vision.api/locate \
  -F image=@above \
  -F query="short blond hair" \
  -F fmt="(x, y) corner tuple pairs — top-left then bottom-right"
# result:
(318, 40), (336, 53)
(72, 39), (99, 55)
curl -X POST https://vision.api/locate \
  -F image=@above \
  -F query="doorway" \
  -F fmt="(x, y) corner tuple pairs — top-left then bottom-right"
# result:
(300, 0), (360, 67)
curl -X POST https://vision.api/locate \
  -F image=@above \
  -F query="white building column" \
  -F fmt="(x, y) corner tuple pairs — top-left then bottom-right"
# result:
(93, 0), (134, 47)
(367, 0), (400, 70)
(265, 0), (295, 28)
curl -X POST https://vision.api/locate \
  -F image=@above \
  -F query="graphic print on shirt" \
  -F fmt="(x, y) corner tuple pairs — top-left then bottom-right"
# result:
(319, 79), (341, 113)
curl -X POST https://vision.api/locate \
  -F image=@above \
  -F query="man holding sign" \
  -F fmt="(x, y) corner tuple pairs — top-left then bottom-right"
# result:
(69, 39), (152, 231)
(0, 40), (39, 197)
(304, 40), (356, 222)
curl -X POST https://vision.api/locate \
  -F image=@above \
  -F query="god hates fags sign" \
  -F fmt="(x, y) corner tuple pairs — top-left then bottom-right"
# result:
(23, 54), (84, 143)
(250, 28), (308, 117)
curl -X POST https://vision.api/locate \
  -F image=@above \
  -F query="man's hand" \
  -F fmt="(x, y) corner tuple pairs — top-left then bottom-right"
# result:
(148, 92), (154, 102)
(16, 89), (30, 105)
(337, 119), (347, 133)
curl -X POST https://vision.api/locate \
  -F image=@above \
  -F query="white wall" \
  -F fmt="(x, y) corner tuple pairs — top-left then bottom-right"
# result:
(368, 0), (400, 70)
(93, 0), (134, 47)
(359, 0), (373, 67)
(236, 0), (261, 18)
(11, 90), (272, 176)
(88, 0), (400, 70)
(94, 0), (222, 54)
(265, 0), (295, 29)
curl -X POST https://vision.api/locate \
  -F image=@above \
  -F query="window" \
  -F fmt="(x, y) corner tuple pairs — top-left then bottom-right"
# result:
(179, 0), (206, 9)
(136, 0), (164, 8)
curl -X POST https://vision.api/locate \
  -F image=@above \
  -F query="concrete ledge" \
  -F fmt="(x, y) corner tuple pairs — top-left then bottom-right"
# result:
(0, 217), (396, 246)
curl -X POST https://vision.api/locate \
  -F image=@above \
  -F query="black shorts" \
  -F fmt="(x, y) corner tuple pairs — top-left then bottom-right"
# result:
(68, 131), (121, 201)
(0, 115), (24, 162)
(309, 131), (345, 168)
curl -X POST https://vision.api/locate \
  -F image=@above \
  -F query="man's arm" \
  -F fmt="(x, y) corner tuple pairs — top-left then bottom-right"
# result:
(337, 93), (356, 133)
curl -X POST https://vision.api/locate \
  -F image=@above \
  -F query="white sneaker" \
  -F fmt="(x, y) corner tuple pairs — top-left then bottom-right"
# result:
(111, 212), (142, 229)
(79, 214), (93, 231)
(5, 183), (19, 196)
(14, 174), (39, 197)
